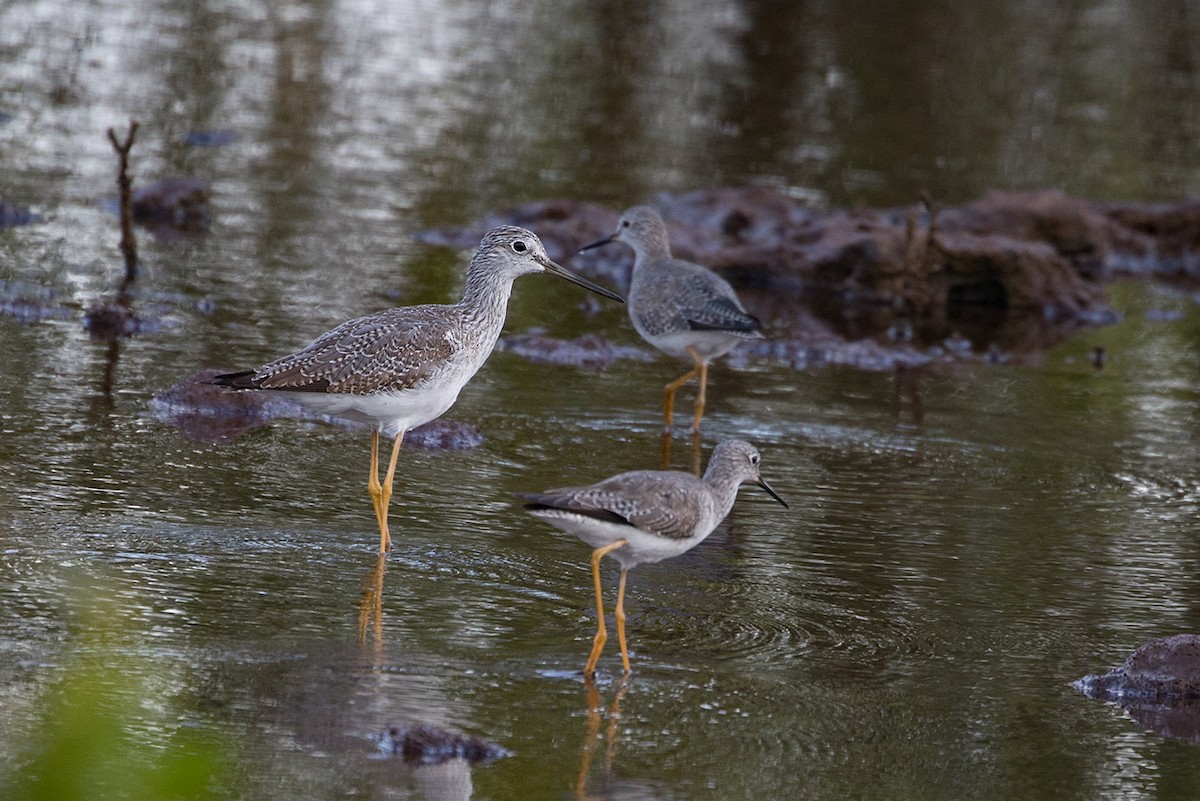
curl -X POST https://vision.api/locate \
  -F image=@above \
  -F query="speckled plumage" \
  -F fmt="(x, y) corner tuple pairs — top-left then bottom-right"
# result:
(210, 225), (622, 553)
(519, 439), (788, 676)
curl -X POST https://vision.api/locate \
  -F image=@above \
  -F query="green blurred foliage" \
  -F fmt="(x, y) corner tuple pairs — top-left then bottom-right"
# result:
(2, 588), (229, 801)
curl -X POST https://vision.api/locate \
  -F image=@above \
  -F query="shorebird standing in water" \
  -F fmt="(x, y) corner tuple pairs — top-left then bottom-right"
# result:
(211, 226), (623, 554)
(581, 206), (762, 432)
(518, 439), (787, 676)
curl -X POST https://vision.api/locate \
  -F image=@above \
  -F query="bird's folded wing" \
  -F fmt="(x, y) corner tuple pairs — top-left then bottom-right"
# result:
(254, 307), (458, 394)
(677, 271), (760, 333)
(522, 472), (705, 541)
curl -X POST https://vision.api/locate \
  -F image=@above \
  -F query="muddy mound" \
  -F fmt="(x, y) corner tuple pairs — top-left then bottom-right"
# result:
(152, 369), (483, 448)
(1074, 634), (1200, 744)
(371, 723), (511, 766)
(1075, 634), (1200, 701)
(414, 187), (1200, 365)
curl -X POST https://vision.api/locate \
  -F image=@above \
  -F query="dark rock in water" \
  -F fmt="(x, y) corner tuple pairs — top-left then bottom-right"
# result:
(82, 302), (162, 338)
(0, 199), (37, 228)
(1074, 634), (1200, 744)
(0, 281), (70, 323)
(0, 278), (69, 321)
(131, 177), (212, 228)
(404, 419), (484, 450)
(0, 298), (71, 323)
(150, 368), (312, 442)
(371, 723), (511, 766)
(498, 332), (655, 369)
(153, 368), (483, 448)
(1074, 634), (1200, 701)
(184, 129), (239, 147)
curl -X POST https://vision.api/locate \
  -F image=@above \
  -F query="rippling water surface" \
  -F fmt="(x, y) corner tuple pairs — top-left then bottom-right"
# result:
(3, 1), (1200, 799)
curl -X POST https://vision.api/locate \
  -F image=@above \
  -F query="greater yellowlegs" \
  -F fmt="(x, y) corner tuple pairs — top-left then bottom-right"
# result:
(581, 206), (763, 431)
(518, 439), (787, 676)
(212, 226), (623, 554)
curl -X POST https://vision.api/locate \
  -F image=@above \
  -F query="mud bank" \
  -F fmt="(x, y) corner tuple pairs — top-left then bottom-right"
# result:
(418, 187), (1200, 367)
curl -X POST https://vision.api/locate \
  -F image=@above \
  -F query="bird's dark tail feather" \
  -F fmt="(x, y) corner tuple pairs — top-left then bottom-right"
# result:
(206, 370), (259, 389)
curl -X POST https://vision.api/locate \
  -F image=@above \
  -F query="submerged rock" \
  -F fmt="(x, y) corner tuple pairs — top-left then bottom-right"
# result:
(150, 368), (311, 442)
(0, 298), (71, 323)
(152, 368), (483, 447)
(370, 723), (511, 766)
(0, 280), (70, 323)
(82, 301), (163, 338)
(0, 199), (36, 228)
(1074, 634), (1200, 744)
(131, 177), (212, 227)
(184, 129), (239, 147)
(498, 331), (655, 369)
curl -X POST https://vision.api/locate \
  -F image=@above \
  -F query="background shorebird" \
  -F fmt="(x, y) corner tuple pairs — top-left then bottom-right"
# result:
(211, 226), (623, 554)
(581, 206), (763, 432)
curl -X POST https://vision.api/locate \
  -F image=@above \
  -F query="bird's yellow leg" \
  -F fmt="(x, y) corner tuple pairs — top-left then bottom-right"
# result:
(376, 431), (405, 554)
(368, 431), (385, 531)
(663, 366), (699, 429)
(584, 539), (628, 677)
(690, 349), (709, 432)
(367, 429), (381, 503)
(615, 568), (631, 675)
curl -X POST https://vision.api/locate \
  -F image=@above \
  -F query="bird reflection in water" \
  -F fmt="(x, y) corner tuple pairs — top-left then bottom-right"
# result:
(357, 553), (387, 654)
(659, 429), (704, 474)
(575, 676), (630, 800)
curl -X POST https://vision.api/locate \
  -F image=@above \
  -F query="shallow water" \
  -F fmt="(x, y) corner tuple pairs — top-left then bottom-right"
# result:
(4, 1), (1200, 799)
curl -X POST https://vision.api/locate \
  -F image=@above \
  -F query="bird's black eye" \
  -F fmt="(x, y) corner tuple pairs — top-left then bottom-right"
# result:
(512, 240), (528, 253)
(620, 220), (631, 228)
(750, 454), (760, 465)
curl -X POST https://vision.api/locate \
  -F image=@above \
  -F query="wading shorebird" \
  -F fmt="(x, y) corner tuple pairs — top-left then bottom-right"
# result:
(518, 439), (787, 676)
(581, 206), (762, 431)
(211, 226), (623, 554)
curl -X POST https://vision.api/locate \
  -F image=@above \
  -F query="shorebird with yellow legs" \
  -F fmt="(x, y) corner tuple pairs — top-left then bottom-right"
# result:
(211, 226), (623, 554)
(518, 439), (787, 677)
(581, 206), (763, 433)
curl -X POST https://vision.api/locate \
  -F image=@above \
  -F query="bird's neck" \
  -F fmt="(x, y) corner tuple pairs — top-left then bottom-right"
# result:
(702, 462), (743, 520)
(629, 240), (672, 276)
(458, 262), (516, 331)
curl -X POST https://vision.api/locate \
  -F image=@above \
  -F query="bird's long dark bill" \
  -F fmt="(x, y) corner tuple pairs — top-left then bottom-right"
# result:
(757, 477), (789, 508)
(544, 257), (624, 303)
(578, 234), (614, 253)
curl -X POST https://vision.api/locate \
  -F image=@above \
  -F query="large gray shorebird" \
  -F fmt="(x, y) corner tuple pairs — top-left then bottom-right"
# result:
(212, 226), (623, 554)
(518, 439), (787, 676)
(581, 206), (762, 431)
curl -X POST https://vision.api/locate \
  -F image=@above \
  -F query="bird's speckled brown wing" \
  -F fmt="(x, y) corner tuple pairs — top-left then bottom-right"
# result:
(519, 470), (708, 540)
(250, 305), (463, 394)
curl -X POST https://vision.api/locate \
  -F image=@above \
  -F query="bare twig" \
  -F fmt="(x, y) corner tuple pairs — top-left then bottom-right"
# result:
(107, 120), (139, 282)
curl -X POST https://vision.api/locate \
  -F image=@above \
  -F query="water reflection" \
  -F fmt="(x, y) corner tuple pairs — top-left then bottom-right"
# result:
(357, 552), (387, 653)
(658, 429), (703, 473)
(576, 677), (630, 800)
